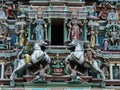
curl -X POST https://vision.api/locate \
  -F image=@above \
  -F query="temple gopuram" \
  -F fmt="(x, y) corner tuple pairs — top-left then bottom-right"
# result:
(0, 0), (120, 90)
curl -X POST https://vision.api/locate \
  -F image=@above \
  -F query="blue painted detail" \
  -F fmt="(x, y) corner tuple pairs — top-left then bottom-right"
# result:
(10, 34), (16, 46)
(32, 88), (45, 90)
(98, 35), (104, 47)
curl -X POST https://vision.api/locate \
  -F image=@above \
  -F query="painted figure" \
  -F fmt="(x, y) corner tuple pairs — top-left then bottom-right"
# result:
(67, 63), (84, 82)
(32, 64), (49, 82)
(90, 30), (96, 47)
(0, 21), (9, 45)
(107, 9), (118, 21)
(4, 0), (16, 19)
(31, 18), (36, 40)
(104, 39), (108, 50)
(69, 16), (82, 40)
(4, 64), (13, 78)
(102, 66), (109, 79)
(84, 43), (96, 64)
(98, 7), (108, 20)
(0, 9), (7, 19)
(110, 27), (117, 47)
(34, 17), (46, 41)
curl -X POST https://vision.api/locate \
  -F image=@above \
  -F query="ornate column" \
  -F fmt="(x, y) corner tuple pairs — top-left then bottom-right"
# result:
(94, 21), (99, 47)
(28, 19), (31, 41)
(110, 64), (113, 80)
(48, 19), (51, 42)
(64, 19), (68, 42)
(1, 63), (5, 79)
(84, 20), (87, 41)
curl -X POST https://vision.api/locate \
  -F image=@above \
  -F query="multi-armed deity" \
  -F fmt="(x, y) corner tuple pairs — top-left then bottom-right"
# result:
(0, 0), (117, 88)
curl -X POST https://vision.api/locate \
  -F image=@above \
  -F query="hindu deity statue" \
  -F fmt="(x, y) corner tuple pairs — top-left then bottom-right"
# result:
(19, 25), (25, 46)
(107, 9), (118, 21)
(33, 17), (47, 41)
(84, 43), (96, 64)
(109, 27), (119, 47)
(0, 20), (9, 45)
(90, 30), (96, 47)
(4, 0), (16, 19)
(68, 15), (82, 40)
(98, 7), (108, 20)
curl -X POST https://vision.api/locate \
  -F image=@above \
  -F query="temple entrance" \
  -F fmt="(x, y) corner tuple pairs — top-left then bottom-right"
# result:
(51, 18), (64, 45)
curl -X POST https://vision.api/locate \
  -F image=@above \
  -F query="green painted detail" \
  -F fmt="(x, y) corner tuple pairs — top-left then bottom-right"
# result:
(45, 49), (71, 53)
(32, 88), (45, 90)
(20, 81), (92, 88)
(64, 20), (67, 41)
(84, 24), (87, 41)
(28, 22), (31, 40)
(48, 19), (51, 41)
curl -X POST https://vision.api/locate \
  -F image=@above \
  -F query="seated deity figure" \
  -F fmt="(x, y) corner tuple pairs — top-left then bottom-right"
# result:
(4, 64), (13, 78)
(34, 17), (46, 41)
(68, 15), (82, 40)
(107, 9), (118, 21)
(84, 43), (96, 64)
(4, 0), (16, 19)
(109, 27), (118, 47)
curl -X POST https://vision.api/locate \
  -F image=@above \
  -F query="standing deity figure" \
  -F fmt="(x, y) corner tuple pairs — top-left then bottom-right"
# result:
(68, 16), (82, 40)
(90, 30), (96, 47)
(84, 43), (96, 64)
(34, 17), (46, 41)
(4, 0), (16, 19)
(19, 27), (25, 46)
(15, 24), (26, 47)
(109, 27), (119, 47)
(0, 20), (9, 45)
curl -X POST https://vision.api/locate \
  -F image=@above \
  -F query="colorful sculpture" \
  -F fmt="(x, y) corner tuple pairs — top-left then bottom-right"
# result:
(68, 16), (82, 40)
(4, 0), (16, 19)
(34, 17), (46, 41)
(98, 7), (108, 20)
(10, 41), (51, 86)
(65, 40), (105, 81)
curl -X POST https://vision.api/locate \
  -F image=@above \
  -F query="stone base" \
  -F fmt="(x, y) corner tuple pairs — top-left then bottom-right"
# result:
(106, 80), (120, 86)
(45, 75), (71, 82)
(80, 76), (92, 82)
(23, 75), (35, 82)
(108, 46), (120, 50)
(21, 81), (92, 88)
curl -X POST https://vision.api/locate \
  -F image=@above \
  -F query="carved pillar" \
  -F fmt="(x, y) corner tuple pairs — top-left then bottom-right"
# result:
(48, 19), (51, 42)
(1, 63), (5, 79)
(28, 19), (31, 41)
(84, 20), (87, 41)
(45, 23), (48, 41)
(95, 30), (99, 45)
(15, 25), (19, 44)
(64, 19), (68, 42)
(110, 64), (113, 80)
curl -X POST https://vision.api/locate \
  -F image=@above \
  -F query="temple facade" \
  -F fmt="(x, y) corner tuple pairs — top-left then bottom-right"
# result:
(0, 0), (119, 90)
